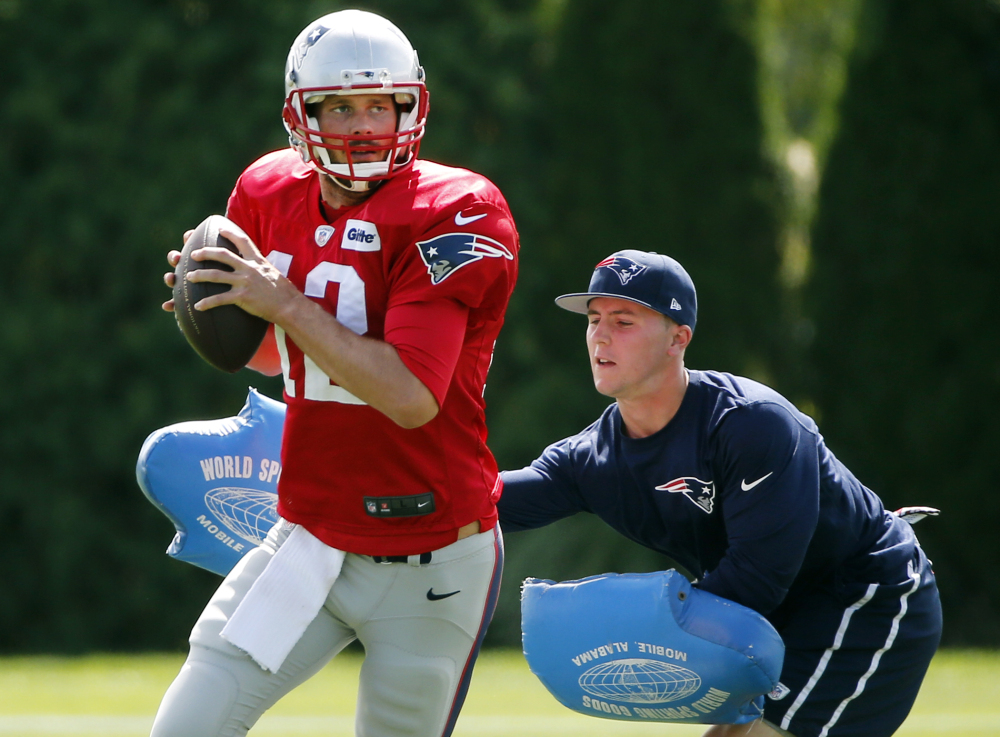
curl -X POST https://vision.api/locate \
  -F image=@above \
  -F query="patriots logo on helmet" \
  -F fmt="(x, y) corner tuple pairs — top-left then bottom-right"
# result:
(596, 256), (647, 286)
(655, 477), (716, 514)
(292, 24), (329, 71)
(416, 232), (513, 285)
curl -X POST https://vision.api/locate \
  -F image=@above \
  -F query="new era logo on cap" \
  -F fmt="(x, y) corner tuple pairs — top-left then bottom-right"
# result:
(670, 298), (681, 311)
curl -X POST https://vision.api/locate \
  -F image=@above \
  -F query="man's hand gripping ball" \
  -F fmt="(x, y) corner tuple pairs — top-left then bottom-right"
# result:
(165, 215), (270, 373)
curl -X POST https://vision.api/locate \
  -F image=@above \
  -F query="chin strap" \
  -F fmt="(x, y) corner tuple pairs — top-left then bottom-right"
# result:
(329, 173), (379, 193)
(322, 172), (385, 196)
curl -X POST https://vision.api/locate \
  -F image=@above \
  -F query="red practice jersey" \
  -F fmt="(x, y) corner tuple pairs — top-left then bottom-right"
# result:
(227, 150), (519, 555)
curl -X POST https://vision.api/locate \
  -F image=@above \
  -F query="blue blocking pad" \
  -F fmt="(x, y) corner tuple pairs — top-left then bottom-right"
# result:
(521, 570), (784, 725)
(136, 389), (286, 576)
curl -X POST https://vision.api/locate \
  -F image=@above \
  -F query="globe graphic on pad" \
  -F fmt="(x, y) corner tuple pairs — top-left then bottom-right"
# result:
(578, 659), (702, 704)
(204, 487), (279, 545)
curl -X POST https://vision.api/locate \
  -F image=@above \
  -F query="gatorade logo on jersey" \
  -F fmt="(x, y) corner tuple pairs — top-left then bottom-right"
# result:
(655, 477), (716, 514)
(341, 220), (381, 252)
(596, 256), (647, 285)
(416, 232), (514, 285)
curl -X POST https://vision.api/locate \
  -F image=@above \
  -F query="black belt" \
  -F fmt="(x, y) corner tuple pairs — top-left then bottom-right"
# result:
(371, 552), (432, 565)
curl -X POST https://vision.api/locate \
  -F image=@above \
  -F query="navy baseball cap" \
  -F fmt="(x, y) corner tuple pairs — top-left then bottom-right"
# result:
(555, 249), (698, 331)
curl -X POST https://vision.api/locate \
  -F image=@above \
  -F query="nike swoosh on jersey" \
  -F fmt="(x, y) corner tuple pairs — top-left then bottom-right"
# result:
(741, 472), (773, 491)
(454, 211), (487, 226)
(427, 588), (461, 601)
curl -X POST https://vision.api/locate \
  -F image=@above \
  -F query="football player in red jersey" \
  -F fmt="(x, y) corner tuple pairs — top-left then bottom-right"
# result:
(153, 10), (518, 737)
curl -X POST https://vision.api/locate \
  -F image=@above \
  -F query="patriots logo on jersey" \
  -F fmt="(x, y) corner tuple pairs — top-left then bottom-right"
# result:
(596, 255), (647, 286)
(655, 477), (716, 514)
(416, 232), (513, 285)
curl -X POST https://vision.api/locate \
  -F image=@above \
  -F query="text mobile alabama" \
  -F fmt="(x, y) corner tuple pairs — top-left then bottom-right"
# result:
(572, 641), (689, 667)
(195, 513), (247, 553)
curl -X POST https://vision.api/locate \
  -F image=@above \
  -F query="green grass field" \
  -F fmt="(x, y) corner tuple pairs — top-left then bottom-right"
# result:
(1, 649), (997, 736)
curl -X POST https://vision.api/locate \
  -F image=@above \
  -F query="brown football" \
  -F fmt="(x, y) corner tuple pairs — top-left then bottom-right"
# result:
(172, 215), (268, 373)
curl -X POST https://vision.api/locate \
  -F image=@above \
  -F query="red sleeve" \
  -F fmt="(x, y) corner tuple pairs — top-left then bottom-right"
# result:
(387, 202), (518, 321)
(225, 177), (262, 252)
(224, 176), (279, 375)
(384, 298), (470, 408)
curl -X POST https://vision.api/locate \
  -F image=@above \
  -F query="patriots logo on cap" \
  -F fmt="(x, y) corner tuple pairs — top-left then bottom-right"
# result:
(655, 477), (716, 514)
(596, 256), (647, 285)
(416, 232), (514, 285)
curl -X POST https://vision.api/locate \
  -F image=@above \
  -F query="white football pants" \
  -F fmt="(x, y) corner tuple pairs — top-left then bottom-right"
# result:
(150, 519), (503, 737)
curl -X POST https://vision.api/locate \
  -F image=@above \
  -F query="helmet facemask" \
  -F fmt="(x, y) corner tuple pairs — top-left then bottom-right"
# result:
(283, 83), (428, 192)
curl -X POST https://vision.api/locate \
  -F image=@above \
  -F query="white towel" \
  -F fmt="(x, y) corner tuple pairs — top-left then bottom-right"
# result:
(221, 524), (345, 672)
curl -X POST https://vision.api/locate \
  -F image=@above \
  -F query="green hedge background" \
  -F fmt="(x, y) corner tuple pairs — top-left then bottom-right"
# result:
(0, 0), (997, 652)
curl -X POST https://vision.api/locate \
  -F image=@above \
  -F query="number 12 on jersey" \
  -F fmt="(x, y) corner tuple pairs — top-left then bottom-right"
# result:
(267, 251), (368, 405)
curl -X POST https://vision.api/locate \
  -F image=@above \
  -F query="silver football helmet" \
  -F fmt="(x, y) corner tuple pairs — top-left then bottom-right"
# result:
(282, 10), (428, 192)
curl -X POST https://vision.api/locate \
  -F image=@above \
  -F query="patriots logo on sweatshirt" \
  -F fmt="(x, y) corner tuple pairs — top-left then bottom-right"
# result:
(655, 477), (716, 514)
